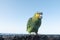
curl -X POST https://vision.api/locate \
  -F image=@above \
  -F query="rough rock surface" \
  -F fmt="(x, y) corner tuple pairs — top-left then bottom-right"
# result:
(0, 34), (60, 40)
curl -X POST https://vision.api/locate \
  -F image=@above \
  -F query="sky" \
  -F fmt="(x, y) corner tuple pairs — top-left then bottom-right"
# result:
(0, 0), (60, 34)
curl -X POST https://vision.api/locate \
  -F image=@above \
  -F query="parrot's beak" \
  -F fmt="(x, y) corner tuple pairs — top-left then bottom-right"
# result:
(39, 15), (42, 18)
(39, 13), (43, 18)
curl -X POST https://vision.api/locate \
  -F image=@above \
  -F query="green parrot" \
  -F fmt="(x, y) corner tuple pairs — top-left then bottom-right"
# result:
(27, 12), (43, 34)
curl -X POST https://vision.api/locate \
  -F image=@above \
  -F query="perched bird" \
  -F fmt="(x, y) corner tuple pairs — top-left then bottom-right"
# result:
(27, 12), (43, 34)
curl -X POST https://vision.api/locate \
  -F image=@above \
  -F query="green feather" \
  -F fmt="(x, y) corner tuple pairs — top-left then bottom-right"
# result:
(27, 13), (42, 34)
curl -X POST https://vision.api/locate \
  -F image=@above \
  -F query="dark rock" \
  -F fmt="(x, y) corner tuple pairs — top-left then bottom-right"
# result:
(0, 34), (60, 40)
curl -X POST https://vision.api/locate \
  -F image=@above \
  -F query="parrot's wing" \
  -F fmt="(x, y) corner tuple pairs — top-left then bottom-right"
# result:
(27, 18), (32, 30)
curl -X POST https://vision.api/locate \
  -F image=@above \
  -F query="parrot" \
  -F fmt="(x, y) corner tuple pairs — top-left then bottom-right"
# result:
(27, 12), (43, 34)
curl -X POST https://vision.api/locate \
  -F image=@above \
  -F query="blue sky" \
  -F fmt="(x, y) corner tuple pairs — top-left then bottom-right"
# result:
(0, 0), (60, 34)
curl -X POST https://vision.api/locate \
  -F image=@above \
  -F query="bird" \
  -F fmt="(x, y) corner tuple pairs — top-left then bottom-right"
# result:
(27, 12), (43, 34)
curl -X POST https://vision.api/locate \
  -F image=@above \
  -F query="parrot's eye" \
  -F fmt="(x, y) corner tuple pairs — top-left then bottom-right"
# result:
(40, 13), (43, 17)
(40, 12), (43, 15)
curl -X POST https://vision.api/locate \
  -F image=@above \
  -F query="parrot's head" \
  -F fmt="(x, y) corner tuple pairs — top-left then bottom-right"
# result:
(35, 12), (43, 19)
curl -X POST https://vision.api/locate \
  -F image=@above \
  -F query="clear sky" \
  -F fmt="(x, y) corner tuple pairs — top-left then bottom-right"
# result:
(0, 0), (60, 34)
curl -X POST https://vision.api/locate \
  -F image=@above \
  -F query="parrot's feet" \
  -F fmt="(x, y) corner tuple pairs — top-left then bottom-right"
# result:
(35, 32), (38, 35)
